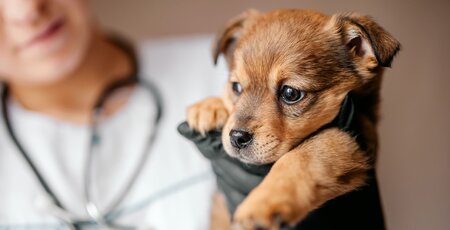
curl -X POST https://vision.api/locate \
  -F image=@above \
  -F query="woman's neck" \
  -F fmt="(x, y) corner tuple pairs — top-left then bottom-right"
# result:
(8, 34), (133, 124)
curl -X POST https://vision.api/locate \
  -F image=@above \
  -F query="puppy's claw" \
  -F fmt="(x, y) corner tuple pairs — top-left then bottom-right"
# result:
(273, 214), (287, 228)
(187, 97), (229, 134)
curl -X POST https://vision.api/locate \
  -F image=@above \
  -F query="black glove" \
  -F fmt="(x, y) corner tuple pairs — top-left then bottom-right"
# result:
(177, 121), (272, 213)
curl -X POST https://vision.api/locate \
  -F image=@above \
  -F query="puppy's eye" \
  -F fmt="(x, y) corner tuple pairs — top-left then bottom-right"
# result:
(280, 85), (305, 104)
(232, 82), (243, 95)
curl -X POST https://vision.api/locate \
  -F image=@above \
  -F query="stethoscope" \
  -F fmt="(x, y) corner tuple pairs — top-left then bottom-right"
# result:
(0, 76), (163, 229)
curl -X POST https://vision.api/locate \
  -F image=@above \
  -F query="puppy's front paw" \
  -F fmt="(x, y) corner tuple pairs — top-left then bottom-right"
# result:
(233, 188), (304, 230)
(187, 97), (229, 134)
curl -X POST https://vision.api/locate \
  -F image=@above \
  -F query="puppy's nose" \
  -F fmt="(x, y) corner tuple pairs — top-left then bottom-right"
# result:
(229, 129), (253, 149)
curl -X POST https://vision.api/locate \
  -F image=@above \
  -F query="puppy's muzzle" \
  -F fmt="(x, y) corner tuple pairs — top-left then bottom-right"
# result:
(229, 129), (253, 149)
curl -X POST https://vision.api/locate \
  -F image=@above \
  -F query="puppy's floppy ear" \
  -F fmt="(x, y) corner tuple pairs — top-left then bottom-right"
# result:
(212, 9), (259, 66)
(333, 13), (400, 77)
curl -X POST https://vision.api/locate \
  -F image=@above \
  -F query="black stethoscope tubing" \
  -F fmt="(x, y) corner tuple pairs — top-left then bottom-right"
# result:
(1, 84), (67, 209)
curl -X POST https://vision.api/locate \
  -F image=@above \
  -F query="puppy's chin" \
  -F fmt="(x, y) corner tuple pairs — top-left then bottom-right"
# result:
(226, 149), (279, 165)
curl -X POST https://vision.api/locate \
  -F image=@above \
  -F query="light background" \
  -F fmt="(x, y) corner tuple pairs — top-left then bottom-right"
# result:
(91, 1), (450, 229)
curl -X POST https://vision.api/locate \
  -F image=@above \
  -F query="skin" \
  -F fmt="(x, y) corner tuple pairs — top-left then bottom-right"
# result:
(0, 0), (132, 123)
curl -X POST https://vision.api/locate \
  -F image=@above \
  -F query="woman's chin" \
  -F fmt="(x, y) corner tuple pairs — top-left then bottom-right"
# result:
(14, 60), (80, 85)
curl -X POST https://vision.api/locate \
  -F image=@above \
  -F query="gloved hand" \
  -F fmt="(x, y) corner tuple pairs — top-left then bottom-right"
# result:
(177, 121), (272, 214)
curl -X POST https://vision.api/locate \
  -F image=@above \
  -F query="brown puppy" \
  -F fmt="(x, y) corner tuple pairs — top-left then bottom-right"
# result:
(187, 9), (399, 230)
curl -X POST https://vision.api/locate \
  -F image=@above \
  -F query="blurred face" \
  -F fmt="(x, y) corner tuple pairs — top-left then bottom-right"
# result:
(0, 0), (94, 84)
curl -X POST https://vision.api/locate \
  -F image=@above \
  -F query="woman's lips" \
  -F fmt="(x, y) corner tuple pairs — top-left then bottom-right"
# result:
(24, 18), (65, 49)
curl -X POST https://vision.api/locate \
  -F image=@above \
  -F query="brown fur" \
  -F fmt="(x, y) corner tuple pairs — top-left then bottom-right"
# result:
(188, 9), (400, 229)
(210, 193), (232, 230)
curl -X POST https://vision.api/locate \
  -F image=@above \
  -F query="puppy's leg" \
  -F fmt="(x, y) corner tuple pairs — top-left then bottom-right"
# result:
(211, 192), (232, 230)
(233, 128), (370, 230)
(187, 97), (229, 134)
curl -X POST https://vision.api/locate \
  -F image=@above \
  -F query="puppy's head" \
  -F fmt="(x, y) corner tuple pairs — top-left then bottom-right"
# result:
(214, 9), (400, 164)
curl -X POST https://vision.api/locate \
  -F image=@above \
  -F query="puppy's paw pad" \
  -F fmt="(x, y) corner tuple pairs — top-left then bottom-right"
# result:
(187, 97), (229, 134)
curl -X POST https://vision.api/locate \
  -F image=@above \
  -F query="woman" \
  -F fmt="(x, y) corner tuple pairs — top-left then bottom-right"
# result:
(0, 0), (221, 229)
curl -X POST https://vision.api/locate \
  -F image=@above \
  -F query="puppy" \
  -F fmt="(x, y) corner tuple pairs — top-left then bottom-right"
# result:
(187, 9), (399, 229)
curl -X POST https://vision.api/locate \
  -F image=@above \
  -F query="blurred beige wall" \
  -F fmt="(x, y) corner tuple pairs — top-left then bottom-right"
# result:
(91, 0), (450, 229)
